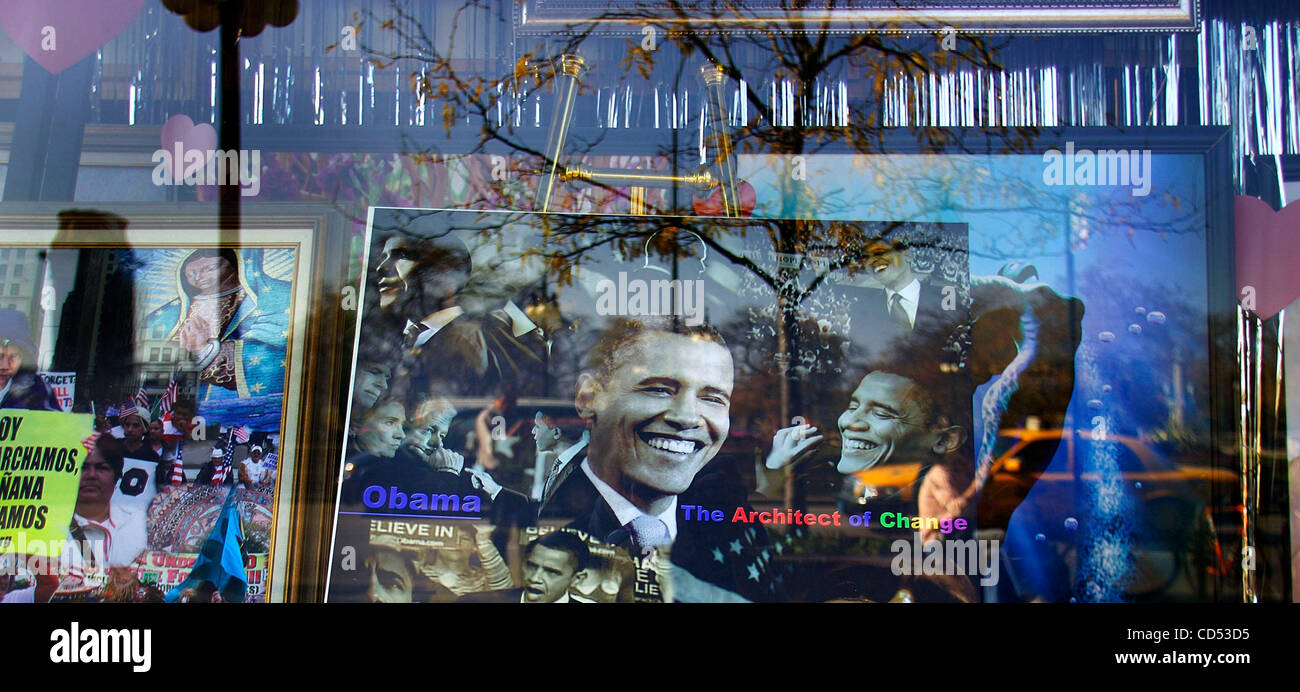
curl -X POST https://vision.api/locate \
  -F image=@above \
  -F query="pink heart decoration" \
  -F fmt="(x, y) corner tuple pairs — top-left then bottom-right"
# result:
(0, 0), (147, 75)
(1235, 195), (1300, 319)
(160, 114), (217, 157)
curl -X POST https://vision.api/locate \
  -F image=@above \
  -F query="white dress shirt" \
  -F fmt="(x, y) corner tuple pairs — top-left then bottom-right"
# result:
(580, 459), (678, 540)
(885, 278), (922, 329)
(409, 306), (466, 349)
(410, 300), (542, 349)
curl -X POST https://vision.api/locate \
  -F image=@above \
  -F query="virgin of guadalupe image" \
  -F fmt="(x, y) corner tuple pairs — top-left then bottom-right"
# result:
(146, 249), (291, 410)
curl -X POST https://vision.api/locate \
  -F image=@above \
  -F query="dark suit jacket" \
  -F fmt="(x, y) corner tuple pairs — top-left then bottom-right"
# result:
(342, 452), (471, 506)
(539, 459), (783, 602)
(844, 280), (961, 365)
(408, 309), (549, 397)
(156, 458), (184, 489)
(0, 372), (62, 411)
(195, 460), (234, 486)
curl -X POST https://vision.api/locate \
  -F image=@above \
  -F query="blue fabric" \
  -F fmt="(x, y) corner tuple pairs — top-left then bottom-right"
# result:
(163, 490), (248, 603)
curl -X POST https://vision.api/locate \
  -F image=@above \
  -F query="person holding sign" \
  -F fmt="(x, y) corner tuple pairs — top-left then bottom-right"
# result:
(71, 436), (148, 569)
(0, 407), (96, 602)
(43, 436), (150, 599)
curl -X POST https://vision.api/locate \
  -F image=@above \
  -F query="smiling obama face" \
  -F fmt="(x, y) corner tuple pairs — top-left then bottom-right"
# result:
(836, 371), (939, 474)
(863, 239), (914, 292)
(577, 331), (733, 502)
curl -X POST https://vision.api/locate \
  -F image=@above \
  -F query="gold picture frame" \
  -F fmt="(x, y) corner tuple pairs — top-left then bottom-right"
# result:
(515, 0), (1201, 35)
(0, 202), (349, 602)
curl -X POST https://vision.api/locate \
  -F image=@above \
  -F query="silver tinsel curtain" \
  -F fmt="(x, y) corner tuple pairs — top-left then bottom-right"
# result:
(63, 0), (1299, 189)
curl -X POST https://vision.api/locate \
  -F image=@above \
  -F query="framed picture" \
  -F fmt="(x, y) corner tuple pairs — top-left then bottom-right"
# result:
(329, 207), (977, 603)
(0, 203), (348, 603)
(515, 0), (1201, 34)
(327, 125), (1241, 603)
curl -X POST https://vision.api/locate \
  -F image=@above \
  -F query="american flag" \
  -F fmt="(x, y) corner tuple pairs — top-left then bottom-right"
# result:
(133, 385), (148, 410)
(210, 458), (230, 485)
(210, 426), (249, 485)
(159, 377), (178, 416)
(210, 430), (233, 485)
(170, 439), (186, 485)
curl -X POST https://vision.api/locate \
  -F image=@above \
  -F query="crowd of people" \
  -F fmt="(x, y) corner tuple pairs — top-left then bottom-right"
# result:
(0, 307), (277, 603)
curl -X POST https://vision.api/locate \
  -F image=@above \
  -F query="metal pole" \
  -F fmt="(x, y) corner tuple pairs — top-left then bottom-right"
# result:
(535, 55), (587, 212)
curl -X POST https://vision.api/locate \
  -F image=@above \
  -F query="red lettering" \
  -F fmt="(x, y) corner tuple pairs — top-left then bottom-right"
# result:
(759, 511), (771, 523)
(151, 554), (166, 567)
(832, 512), (842, 526)
(748, 510), (759, 522)
(818, 513), (831, 526)
(731, 507), (749, 523)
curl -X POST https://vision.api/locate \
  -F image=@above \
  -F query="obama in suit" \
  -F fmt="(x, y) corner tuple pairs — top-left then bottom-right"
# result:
(539, 318), (777, 602)
(842, 237), (959, 366)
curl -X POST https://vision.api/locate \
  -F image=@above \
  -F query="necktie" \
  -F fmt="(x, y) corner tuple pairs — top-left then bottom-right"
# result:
(620, 515), (671, 559)
(889, 292), (911, 331)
